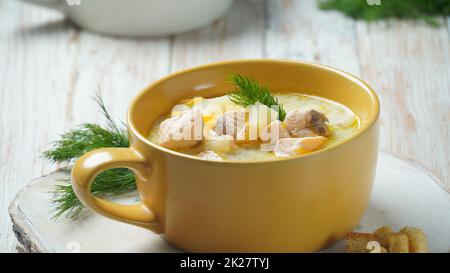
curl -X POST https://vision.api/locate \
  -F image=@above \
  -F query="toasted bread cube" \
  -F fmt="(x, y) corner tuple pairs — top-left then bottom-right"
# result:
(373, 226), (393, 248)
(388, 232), (410, 253)
(400, 227), (428, 253)
(346, 232), (378, 253)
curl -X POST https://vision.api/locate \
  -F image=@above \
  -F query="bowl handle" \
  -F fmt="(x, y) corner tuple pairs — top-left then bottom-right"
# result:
(71, 147), (161, 233)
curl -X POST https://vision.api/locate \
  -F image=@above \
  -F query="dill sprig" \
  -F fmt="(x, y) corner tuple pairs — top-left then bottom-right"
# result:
(51, 169), (135, 219)
(228, 74), (286, 121)
(319, 0), (450, 26)
(44, 93), (136, 219)
(43, 95), (128, 163)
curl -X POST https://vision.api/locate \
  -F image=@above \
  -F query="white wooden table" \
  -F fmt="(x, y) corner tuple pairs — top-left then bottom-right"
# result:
(1, 0), (449, 252)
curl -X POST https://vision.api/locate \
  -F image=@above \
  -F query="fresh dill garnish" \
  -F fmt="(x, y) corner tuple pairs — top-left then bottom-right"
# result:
(319, 0), (450, 26)
(228, 74), (287, 121)
(44, 93), (136, 219)
(51, 169), (135, 219)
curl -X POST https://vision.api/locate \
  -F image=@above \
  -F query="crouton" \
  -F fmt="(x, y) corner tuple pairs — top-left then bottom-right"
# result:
(346, 232), (378, 253)
(388, 232), (410, 253)
(345, 225), (429, 253)
(373, 226), (393, 249)
(400, 227), (428, 253)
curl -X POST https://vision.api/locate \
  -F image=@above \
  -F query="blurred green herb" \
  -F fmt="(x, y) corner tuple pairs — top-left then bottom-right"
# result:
(44, 93), (136, 219)
(319, 0), (450, 26)
(228, 74), (287, 121)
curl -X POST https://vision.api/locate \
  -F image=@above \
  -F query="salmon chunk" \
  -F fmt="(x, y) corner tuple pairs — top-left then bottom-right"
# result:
(289, 128), (316, 138)
(274, 136), (326, 157)
(284, 109), (330, 137)
(214, 110), (247, 140)
(158, 109), (203, 149)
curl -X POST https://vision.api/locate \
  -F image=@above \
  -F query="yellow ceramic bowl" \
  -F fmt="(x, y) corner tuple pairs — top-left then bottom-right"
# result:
(71, 59), (380, 252)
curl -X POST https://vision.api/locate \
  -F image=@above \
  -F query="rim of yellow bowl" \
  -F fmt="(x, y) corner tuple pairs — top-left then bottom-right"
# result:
(127, 59), (380, 165)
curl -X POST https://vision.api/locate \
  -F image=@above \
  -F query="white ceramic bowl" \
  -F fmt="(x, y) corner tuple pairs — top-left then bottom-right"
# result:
(20, 0), (234, 37)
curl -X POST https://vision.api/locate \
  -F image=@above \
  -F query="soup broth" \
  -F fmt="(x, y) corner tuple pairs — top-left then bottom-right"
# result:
(148, 93), (359, 161)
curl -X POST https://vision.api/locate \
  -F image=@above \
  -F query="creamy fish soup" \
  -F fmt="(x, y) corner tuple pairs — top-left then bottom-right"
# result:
(147, 93), (360, 161)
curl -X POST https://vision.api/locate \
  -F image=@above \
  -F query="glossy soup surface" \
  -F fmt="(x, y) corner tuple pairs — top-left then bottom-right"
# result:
(148, 93), (360, 161)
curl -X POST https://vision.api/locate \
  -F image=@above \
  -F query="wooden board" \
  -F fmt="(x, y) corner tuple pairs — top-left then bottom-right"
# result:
(8, 152), (450, 253)
(2, 0), (449, 252)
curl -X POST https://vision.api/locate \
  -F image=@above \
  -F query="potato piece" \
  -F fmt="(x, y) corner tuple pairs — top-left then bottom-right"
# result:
(205, 95), (233, 108)
(373, 226), (393, 249)
(203, 104), (226, 117)
(346, 232), (378, 253)
(171, 104), (191, 117)
(327, 109), (356, 127)
(214, 104), (279, 142)
(202, 95), (240, 116)
(204, 133), (236, 154)
(180, 97), (203, 107)
(247, 103), (279, 140)
(388, 232), (410, 253)
(400, 227), (428, 253)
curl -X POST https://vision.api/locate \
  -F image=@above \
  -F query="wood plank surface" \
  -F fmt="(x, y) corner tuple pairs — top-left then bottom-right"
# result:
(0, 2), (71, 252)
(9, 153), (450, 253)
(0, 0), (171, 252)
(171, 0), (265, 72)
(265, 0), (360, 75)
(1, 0), (449, 252)
(355, 19), (450, 191)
